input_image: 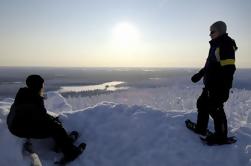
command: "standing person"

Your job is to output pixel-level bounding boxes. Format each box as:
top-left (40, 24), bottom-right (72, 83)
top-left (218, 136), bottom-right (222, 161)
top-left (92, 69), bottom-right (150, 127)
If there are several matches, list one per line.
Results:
top-left (7, 75), bottom-right (86, 163)
top-left (187, 21), bottom-right (237, 144)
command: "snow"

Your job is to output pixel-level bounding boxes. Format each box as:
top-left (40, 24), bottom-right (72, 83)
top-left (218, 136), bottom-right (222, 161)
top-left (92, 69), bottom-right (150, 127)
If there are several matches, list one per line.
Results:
top-left (45, 91), bottom-right (72, 113)
top-left (1, 85), bottom-right (251, 165)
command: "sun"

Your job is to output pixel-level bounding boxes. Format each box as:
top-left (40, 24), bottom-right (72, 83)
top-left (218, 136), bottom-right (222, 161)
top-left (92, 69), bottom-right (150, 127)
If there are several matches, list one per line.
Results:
top-left (111, 22), bottom-right (140, 47)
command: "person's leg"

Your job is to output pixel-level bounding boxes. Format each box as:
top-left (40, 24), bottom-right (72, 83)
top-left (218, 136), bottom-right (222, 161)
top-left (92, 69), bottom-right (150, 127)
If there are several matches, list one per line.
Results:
top-left (10, 117), bottom-right (83, 161)
top-left (196, 89), bottom-right (210, 135)
top-left (31, 119), bottom-right (83, 160)
top-left (46, 120), bottom-right (78, 155)
top-left (210, 103), bottom-right (228, 139)
top-left (48, 120), bottom-right (86, 163)
top-left (21, 118), bottom-right (77, 154)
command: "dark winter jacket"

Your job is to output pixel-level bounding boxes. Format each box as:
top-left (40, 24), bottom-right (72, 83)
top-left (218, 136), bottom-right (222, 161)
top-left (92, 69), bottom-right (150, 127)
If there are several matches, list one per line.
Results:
top-left (196, 34), bottom-right (237, 101)
top-left (7, 87), bottom-right (53, 137)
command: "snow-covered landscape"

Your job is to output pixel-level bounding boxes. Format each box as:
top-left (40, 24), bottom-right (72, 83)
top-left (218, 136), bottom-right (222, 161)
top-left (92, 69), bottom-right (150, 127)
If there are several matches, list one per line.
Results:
top-left (1, 0), bottom-right (250, 165)
top-left (1, 72), bottom-right (251, 166)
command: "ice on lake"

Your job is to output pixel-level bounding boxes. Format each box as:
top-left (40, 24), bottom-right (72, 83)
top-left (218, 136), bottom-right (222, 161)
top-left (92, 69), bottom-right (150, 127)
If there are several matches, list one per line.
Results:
top-left (59, 81), bottom-right (128, 93)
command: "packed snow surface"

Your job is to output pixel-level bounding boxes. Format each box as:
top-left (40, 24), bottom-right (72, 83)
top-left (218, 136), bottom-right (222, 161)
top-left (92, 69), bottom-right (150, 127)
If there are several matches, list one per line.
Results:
top-left (1, 86), bottom-right (251, 166)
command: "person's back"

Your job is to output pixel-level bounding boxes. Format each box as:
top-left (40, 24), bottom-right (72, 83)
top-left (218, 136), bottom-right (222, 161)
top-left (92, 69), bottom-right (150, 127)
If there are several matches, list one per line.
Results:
top-left (7, 87), bottom-right (47, 137)
top-left (7, 75), bottom-right (47, 138)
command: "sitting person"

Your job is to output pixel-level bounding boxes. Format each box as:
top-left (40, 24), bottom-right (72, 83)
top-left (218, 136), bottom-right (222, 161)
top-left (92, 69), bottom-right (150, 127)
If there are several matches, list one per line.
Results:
top-left (7, 75), bottom-right (86, 163)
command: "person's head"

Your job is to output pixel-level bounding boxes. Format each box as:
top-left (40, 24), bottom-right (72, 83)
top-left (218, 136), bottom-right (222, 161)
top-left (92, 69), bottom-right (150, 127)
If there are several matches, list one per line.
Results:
top-left (210, 21), bottom-right (227, 39)
top-left (26, 75), bottom-right (44, 95)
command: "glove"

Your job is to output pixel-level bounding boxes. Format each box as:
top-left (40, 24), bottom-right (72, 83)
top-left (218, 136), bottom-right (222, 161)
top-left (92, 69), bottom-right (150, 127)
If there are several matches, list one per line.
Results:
top-left (191, 73), bottom-right (203, 83)
top-left (191, 68), bottom-right (204, 83)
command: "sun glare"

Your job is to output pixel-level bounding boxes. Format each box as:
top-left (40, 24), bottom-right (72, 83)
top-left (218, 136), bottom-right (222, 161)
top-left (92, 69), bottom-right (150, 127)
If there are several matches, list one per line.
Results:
top-left (112, 22), bottom-right (140, 47)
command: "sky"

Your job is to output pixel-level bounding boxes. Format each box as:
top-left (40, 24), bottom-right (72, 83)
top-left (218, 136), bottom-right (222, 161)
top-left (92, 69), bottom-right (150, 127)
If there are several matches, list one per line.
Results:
top-left (0, 0), bottom-right (250, 68)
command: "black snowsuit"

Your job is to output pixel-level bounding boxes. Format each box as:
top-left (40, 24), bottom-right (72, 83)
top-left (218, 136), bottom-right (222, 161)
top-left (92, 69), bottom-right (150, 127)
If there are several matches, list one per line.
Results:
top-left (7, 87), bottom-right (77, 157)
top-left (195, 34), bottom-right (237, 139)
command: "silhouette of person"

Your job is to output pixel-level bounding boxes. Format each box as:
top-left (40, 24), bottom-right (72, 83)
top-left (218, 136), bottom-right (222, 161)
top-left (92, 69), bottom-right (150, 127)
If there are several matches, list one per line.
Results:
top-left (191, 21), bottom-right (237, 144)
top-left (7, 75), bottom-right (85, 163)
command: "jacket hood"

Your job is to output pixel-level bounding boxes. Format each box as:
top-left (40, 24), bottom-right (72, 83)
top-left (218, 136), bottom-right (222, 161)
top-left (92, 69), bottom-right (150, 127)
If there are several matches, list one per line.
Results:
top-left (209, 33), bottom-right (238, 50)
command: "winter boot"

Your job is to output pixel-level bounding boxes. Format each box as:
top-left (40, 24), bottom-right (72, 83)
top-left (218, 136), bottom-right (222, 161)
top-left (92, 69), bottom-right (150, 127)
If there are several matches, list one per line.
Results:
top-left (55, 143), bottom-right (86, 165)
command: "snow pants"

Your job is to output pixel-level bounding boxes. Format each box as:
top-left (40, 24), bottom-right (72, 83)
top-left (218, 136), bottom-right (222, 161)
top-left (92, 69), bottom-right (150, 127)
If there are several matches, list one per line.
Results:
top-left (9, 117), bottom-right (76, 157)
top-left (196, 88), bottom-right (228, 139)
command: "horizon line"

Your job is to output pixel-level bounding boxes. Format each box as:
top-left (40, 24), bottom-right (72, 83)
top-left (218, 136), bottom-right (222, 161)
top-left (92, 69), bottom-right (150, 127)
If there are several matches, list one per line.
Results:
top-left (0, 65), bottom-right (250, 69)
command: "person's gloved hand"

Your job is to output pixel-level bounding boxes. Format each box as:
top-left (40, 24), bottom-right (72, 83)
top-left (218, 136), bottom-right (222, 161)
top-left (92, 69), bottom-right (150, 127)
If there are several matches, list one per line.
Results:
top-left (191, 68), bottom-right (205, 83)
top-left (191, 73), bottom-right (203, 83)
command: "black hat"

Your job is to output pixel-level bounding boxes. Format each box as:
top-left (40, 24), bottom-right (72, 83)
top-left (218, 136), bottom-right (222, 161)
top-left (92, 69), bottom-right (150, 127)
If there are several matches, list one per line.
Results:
top-left (210, 21), bottom-right (227, 35)
top-left (26, 75), bottom-right (44, 91)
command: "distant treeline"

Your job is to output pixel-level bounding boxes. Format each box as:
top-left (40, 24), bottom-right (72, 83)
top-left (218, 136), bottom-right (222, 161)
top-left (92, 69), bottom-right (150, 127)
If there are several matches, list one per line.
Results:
top-left (61, 89), bottom-right (116, 98)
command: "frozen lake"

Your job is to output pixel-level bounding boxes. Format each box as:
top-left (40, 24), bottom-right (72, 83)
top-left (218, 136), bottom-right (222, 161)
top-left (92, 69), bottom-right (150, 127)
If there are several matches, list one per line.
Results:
top-left (0, 67), bottom-right (250, 99)
top-left (59, 81), bottom-right (128, 93)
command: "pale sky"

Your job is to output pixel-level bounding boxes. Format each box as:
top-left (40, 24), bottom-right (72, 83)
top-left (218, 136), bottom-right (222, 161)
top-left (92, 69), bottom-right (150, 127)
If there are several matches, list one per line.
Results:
top-left (0, 0), bottom-right (250, 68)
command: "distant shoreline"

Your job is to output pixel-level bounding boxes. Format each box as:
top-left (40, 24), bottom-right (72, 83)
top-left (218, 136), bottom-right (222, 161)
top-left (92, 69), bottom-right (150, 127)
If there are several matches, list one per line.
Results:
top-left (0, 67), bottom-right (251, 99)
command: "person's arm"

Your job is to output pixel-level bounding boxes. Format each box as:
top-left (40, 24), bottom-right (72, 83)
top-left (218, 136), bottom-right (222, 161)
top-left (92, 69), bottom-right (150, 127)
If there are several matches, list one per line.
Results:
top-left (37, 96), bottom-right (62, 125)
top-left (219, 41), bottom-right (237, 89)
top-left (191, 68), bottom-right (205, 83)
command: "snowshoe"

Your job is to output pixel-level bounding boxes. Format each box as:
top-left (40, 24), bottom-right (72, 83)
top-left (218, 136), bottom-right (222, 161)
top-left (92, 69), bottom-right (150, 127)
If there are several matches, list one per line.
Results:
top-left (54, 143), bottom-right (86, 165)
top-left (200, 134), bottom-right (237, 146)
top-left (185, 119), bottom-right (213, 136)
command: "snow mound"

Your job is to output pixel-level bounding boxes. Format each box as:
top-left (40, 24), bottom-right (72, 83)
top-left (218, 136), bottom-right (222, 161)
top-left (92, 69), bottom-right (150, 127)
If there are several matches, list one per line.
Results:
top-left (0, 100), bottom-right (12, 121)
top-left (1, 93), bottom-right (251, 166)
top-left (45, 91), bottom-right (72, 113)
top-left (60, 103), bottom-right (251, 166)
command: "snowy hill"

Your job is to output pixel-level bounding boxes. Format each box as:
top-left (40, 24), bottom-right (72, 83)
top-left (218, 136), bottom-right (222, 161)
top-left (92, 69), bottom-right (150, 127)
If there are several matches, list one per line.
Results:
top-left (1, 89), bottom-right (251, 166)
